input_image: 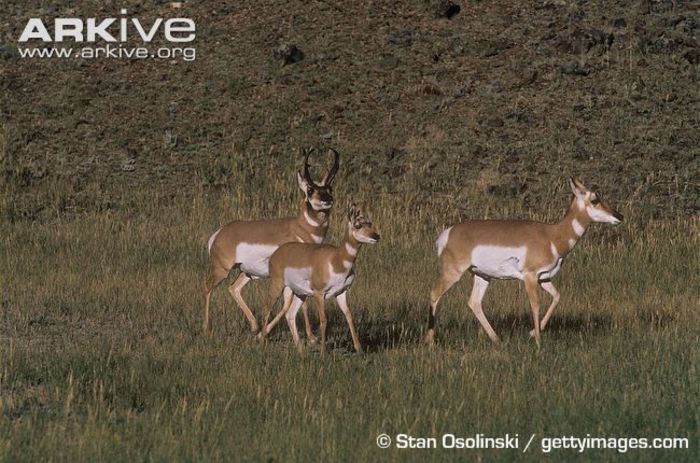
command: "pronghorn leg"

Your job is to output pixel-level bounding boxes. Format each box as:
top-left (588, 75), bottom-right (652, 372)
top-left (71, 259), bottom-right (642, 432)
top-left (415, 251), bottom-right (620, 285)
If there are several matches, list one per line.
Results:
top-left (336, 292), bottom-right (362, 353)
top-left (524, 273), bottom-right (541, 348)
top-left (426, 266), bottom-right (463, 344)
top-left (203, 263), bottom-right (229, 333)
top-left (300, 300), bottom-right (317, 344)
top-left (285, 295), bottom-right (306, 352)
top-left (262, 287), bottom-right (294, 337)
top-left (467, 275), bottom-right (500, 343)
top-left (530, 281), bottom-right (560, 336)
top-left (314, 292), bottom-right (328, 353)
top-left (258, 278), bottom-right (285, 341)
top-left (227, 273), bottom-right (259, 333)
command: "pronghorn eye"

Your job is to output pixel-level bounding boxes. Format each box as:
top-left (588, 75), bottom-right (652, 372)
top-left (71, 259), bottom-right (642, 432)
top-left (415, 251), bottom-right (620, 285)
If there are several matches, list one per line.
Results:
top-left (591, 196), bottom-right (600, 205)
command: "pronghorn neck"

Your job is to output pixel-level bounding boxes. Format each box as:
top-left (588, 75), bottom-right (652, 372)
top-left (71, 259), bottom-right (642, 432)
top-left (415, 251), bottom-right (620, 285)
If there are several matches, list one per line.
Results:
top-left (556, 197), bottom-right (593, 254)
top-left (300, 199), bottom-right (329, 227)
top-left (338, 226), bottom-right (361, 268)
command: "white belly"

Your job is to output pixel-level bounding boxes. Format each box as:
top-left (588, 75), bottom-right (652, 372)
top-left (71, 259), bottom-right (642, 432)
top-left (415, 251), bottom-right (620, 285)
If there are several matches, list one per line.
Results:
top-left (284, 267), bottom-right (314, 296)
top-left (325, 267), bottom-right (354, 298)
top-left (470, 245), bottom-right (527, 280)
top-left (236, 243), bottom-right (278, 279)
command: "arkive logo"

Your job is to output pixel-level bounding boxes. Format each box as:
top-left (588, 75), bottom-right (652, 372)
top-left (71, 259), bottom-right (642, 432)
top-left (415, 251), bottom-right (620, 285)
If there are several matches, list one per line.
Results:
top-left (19, 8), bottom-right (195, 43)
top-left (17, 8), bottom-right (196, 61)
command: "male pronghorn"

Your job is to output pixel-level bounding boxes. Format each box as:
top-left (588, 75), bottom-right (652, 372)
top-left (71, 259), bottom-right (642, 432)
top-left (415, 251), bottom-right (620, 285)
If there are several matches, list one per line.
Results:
top-left (203, 149), bottom-right (339, 335)
top-left (258, 201), bottom-right (380, 353)
top-left (426, 177), bottom-right (623, 347)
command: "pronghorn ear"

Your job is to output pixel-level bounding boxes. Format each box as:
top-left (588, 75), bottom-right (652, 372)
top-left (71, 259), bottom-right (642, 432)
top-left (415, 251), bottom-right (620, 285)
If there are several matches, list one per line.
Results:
top-left (569, 177), bottom-right (587, 197)
top-left (297, 171), bottom-right (310, 192)
top-left (347, 197), bottom-right (357, 220)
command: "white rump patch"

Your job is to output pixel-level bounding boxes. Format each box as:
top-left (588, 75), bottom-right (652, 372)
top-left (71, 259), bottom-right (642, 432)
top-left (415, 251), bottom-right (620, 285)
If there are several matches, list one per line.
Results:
top-left (572, 218), bottom-right (585, 237)
top-left (435, 226), bottom-right (453, 257)
top-left (470, 245), bottom-right (527, 280)
top-left (283, 266), bottom-right (314, 296)
top-left (207, 228), bottom-right (221, 254)
top-left (236, 243), bottom-right (279, 278)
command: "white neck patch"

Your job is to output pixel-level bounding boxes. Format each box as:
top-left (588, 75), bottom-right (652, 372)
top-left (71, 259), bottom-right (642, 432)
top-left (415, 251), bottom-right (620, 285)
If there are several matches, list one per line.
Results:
top-left (345, 243), bottom-right (357, 256)
top-left (568, 238), bottom-right (577, 249)
top-left (304, 210), bottom-right (321, 227)
top-left (572, 218), bottom-right (585, 237)
top-left (342, 259), bottom-right (353, 270)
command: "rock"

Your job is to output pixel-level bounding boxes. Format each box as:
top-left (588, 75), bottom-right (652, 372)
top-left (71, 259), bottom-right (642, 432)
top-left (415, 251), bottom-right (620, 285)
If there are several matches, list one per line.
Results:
top-left (613, 18), bottom-right (627, 28)
top-left (432, 0), bottom-right (460, 19)
top-left (683, 49), bottom-right (700, 65)
top-left (274, 44), bottom-right (304, 65)
top-left (386, 29), bottom-right (416, 47)
top-left (560, 63), bottom-right (590, 76)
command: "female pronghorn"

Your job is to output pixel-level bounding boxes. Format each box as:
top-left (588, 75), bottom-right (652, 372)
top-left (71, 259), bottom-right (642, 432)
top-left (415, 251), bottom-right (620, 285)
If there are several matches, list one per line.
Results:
top-left (426, 177), bottom-right (623, 347)
top-left (203, 149), bottom-right (339, 334)
top-left (258, 201), bottom-right (380, 353)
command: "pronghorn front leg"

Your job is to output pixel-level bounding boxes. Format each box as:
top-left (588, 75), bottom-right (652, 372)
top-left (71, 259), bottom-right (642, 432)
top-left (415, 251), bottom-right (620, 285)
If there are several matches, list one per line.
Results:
top-left (300, 300), bottom-right (318, 344)
top-left (530, 281), bottom-right (560, 337)
top-left (524, 273), bottom-right (541, 347)
top-left (228, 273), bottom-right (259, 333)
top-left (314, 292), bottom-right (328, 352)
top-left (336, 292), bottom-right (362, 353)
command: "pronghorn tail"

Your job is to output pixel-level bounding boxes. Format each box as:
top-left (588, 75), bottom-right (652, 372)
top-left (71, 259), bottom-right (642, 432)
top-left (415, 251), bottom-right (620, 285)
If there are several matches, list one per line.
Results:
top-left (435, 226), bottom-right (452, 258)
top-left (207, 228), bottom-right (222, 255)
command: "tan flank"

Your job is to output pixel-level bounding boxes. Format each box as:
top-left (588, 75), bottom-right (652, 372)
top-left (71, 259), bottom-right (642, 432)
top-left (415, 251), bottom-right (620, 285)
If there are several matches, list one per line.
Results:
top-left (258, 201), bottom-right (380, 353)
top-left (203, 149), bottom-right (340, 335)
top-left (427, 177), bottom-right (624, 347)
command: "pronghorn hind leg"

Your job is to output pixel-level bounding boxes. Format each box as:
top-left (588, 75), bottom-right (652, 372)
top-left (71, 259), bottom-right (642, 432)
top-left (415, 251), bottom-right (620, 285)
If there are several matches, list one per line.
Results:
top-left (336, 292), bottom-right (362, 353)
top-left (258, 278), bottom-right (285, 341)
top-left (203, 263), bottom-right (229, 333)
top-left (530, 281), bottom-right (560, 336)
top-left (426, 266), bottom-right (463, 345)
top-left (524, 273), bottom-right (541, 348)
top-left (262, 287), bottom-right (294, 337)
top-left (228, 273), bottom-right (259, 333)
top-left (300, 300), bottom-right (317, 344)
top-left (467, 275), bottom-right (500, 343)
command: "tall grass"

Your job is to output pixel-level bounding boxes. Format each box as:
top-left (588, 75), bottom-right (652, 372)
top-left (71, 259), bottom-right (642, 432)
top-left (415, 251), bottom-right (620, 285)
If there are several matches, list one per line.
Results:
top-left (1, 176), bottom-right (698, 461)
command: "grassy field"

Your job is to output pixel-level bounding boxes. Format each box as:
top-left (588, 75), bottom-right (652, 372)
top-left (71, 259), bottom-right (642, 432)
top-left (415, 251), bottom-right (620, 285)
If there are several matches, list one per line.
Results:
top-left (1, 184), bottom-right (698, 461)
top-left (1, 0), bottom-right (699, 461)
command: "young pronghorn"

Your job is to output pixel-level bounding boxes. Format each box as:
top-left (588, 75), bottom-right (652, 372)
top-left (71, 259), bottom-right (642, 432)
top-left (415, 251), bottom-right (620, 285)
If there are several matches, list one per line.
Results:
top-left (258, 201), bottom-right (380, 353)
top-left (203, 148), bottom-right (339, 335)
top-left (426, 177), bottom-right (623, 347)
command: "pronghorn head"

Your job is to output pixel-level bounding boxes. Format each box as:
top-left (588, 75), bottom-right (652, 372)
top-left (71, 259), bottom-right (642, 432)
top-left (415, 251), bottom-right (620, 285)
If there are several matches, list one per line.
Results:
top-left (347, 200), bottom-right (380, 244)
top-left (569, 177), bottom-right (623, 225)
top-left (297, 148), bottom-right (340, 211)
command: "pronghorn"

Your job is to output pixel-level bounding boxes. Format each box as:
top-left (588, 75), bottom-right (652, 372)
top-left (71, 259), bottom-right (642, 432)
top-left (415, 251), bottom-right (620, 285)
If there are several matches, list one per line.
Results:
top-left (203, 148), bottom-right (340, 335)
top-left (426, 177), bottom-right (623, 347)
top-left (258, 201), bottom-right (380, 353)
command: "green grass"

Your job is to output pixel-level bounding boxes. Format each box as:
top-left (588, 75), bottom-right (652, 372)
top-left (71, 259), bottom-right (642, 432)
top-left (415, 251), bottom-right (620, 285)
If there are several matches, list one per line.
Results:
top-left (1, 190), bottom-right (697, 461)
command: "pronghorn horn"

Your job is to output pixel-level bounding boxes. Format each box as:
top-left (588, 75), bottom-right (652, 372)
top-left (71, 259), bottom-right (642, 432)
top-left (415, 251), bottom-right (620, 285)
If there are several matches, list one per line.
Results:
top-left (321, 149), bottom-right (340, 186)
top-left (303, 147), bottom-right (314, 184)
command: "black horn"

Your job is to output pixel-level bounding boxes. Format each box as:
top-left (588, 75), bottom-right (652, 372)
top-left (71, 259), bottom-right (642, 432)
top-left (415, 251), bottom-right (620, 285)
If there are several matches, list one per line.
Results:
top-left (302, 147), bottom-right (314, 184)
top-left (321, 149), bottom-right (340, 186)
